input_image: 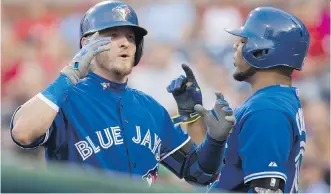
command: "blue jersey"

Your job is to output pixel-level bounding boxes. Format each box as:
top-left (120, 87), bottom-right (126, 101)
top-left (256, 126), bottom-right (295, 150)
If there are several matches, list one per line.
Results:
top-left (211, 85), bottom-right (306, 193)
top-left (11, 73), bottom-right (189, 186)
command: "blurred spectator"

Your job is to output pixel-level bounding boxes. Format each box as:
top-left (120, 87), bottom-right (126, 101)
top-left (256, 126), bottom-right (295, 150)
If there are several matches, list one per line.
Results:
top-left (197, 0), bottom-right (242, 57)
top-left (58, 13), bottom-right (83, 52)
top-left (290, 0), bottom-right (330, 79)
top-left (13, 0), bottom-right (57, 43)
top-left (136, 0), bottom-right (196, 46)
top-left (301, 156), bottom-right (330, 193)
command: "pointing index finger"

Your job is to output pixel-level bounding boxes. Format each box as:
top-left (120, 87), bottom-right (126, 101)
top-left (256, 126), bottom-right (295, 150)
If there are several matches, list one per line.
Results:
top-left (215, 92), bottom-right (224, 100)
top-left (182, 64), bottom-right (196, 83)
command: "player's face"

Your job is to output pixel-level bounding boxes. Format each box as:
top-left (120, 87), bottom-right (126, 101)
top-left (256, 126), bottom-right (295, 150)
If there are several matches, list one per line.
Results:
top-left (232, 37), bottom-right (256, 81)
top-left (95, 27), bottom-right (136, 77)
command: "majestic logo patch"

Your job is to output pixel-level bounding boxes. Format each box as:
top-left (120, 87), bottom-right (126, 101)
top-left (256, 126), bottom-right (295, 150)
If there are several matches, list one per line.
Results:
top-left (142, 165), bottom-right (159, 187)
top-left (268, 162), bottom-right (278, 167)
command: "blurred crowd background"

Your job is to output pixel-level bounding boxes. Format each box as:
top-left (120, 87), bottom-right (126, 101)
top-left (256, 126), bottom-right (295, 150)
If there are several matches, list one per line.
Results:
top-left (1, 0), bottom-right (330, 192)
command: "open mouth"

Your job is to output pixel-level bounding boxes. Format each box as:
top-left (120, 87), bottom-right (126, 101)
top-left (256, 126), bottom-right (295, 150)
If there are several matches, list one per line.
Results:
top-left (120, 54), bottom-right (129, 58)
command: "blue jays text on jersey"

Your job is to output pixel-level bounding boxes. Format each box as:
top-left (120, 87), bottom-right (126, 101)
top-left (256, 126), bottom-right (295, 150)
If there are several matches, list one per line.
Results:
top-left (10, 72), bottom-right (190, 186)
top-left (210, 85), bottom-right (306, 193)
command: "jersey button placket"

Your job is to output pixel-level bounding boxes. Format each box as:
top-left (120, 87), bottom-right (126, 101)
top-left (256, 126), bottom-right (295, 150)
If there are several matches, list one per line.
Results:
top-left (120, 104), bottom-right (125, 130)
top-left (118, 100), bottom-right (133, 176)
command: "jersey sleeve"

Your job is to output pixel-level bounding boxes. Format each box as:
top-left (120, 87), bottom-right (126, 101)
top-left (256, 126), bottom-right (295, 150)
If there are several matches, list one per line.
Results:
top-left (10, 106), bottom-right (66, 150)
top-left (238, 109), bottom-right (292, 184)
top-left (159, 107), bottom-right (190, 162)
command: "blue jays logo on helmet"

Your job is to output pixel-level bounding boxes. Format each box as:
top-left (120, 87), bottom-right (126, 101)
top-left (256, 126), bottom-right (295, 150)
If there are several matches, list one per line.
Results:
top-left (112, 4), bottom-right (131, 21)
top-left (142, 165), bottom-right (159, 187)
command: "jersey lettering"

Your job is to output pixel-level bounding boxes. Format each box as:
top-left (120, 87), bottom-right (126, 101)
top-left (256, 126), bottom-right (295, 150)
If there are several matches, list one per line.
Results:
top-left (111, 126), bottom-right (123, 145)
top-left (74, 141), bottom-right (93, 161)
top-left (291, 108), bottom-right (306, 193)
top-left (96, 128), bottom-right (114, 149)
top-left (75, 125), bottom-right (162, 161)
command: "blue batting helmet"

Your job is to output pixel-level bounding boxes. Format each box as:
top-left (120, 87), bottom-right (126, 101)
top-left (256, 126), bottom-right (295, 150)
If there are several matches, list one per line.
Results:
top-left (225, 7), bottom-right (310, 71)
top-left (80, 1), bottom-right (148, 66)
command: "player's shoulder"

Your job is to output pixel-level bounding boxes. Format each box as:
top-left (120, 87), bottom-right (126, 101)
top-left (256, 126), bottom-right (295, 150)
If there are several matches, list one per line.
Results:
top-left (57, 78), bottom-right (87, 96)
top-left (128, 88), bottom-right (166, 110)
top-left (57, 78), bottom-right (94, 110)
top-left (65, 77), bottom-right (99, 98)
top-left (237, 85), bottom-right (300, 121)
top-left (129, 88), bottom-right (155, 101)
top-left (72, 78), bottom-right (91, 91)
top-left (247, 85), bottom-right (299, 112)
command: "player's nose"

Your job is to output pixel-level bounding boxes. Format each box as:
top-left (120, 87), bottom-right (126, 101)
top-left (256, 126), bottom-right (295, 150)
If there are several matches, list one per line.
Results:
top-left (233, 41), bottom-right (239, 50)
top-left (118, 35), bottom-right (130, 48)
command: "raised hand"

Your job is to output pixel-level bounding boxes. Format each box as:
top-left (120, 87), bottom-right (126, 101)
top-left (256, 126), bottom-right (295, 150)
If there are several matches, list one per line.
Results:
top-left (194, 92), bottom-right (236, 141)
top-left (167, 64), bottom-right (202, 124)
top-left (61, 32), bottom-right (111, 84)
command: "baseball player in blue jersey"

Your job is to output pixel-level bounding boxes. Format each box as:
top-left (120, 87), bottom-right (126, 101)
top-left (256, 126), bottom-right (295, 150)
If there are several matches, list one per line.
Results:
top-left (200, 7), bottom-right (310, 193)
top-left (10, 1), bottom-right (236, 189)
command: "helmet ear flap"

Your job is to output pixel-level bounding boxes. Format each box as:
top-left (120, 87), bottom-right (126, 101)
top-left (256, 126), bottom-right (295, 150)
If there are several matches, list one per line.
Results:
top-left (134, 36), bottom-right (144, 66)
top-left (252, 49), bottom-right (270, 59)
top-left (242, 38), bottom-right (275, 67)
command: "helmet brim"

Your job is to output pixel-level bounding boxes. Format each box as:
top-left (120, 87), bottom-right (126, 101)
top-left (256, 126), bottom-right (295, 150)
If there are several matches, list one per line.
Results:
top-left (224, 27), bottom-right (247, 38)
top-left (114, 22), bottom-right (148, 37)
top-left (82, 21), bottom-right (148, 38)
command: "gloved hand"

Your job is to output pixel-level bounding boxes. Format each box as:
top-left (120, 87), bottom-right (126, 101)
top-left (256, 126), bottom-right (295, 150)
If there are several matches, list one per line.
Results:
top-left (167, 64), bottom-right (202, 124)
top-left (194, 92), bottom-right (236, 141)
top-left (60, 32), bottom-right (111, 84)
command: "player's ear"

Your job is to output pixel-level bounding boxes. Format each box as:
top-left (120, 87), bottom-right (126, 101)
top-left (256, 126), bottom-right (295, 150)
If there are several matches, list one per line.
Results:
top-left (81, 37), bottom-right (88, 47)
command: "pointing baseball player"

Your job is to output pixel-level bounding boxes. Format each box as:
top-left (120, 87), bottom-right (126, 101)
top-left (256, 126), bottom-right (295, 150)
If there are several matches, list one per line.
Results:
top-left (10, 1), bottom-right (235, 188)
top-left (200, 7), bottom-right (309, 193)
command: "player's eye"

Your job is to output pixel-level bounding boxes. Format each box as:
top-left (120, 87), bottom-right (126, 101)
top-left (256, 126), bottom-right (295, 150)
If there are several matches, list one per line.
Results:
top-left (127, 34), bottom-right (135, 41)
top-left (111, 33), bottom-right (118, 38)
top-left (241, 39), bottom-right (247, 44)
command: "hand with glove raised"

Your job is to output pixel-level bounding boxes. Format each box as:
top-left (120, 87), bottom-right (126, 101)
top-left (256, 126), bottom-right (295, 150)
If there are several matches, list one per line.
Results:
top-left (41, 31), bottom-right (111, 108)
top-left (167, 64), bottom-right (202, 124)
top-left (61, 32), bottom-right (111, 84)
top-left (194, 92), bottom-right (236, 176)
top-left (194, 92), bottom-right (236, 141)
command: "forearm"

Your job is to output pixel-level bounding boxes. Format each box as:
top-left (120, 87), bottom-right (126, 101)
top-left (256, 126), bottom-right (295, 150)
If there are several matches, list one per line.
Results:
top-left (11, 74), bottom-right (73, 145)
top-left (11, 34), bottom-right (110, 146)
top-left (12, 96), bottom-right (58, 145)
top-left (161, 138), bottom-right (222, 186)
top-left (196, 134), bottom-right (226, 173)
top-left (186, 118), bottom-right (207, 145)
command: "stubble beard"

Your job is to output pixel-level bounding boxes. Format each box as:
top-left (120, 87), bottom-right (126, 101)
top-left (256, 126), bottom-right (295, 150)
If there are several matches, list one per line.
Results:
top-left (96, 54), bottom-right (134, 78)
top-left (112, 64), bottom-right (133, 77)
top-left (233, 67), bottom-right (257, 81)
top-left (108, 58), bottom-right (135, 80)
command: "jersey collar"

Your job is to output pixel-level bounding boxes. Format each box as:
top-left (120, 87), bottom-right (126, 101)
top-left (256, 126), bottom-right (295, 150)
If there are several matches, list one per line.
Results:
top-left (253, 84), bottom-right (297, 95)
top-left (87, 72), bottom-right (128, 91)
